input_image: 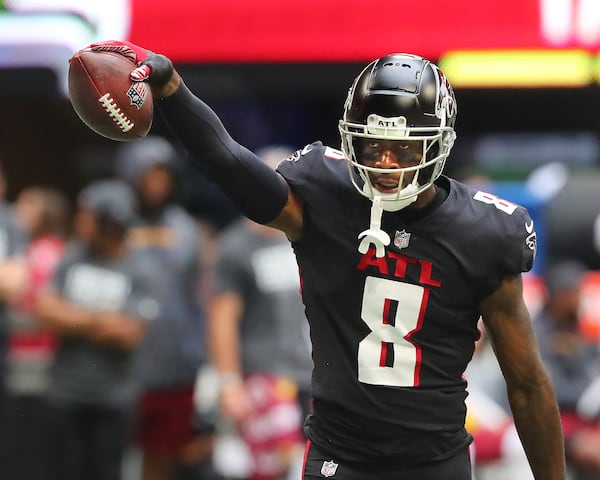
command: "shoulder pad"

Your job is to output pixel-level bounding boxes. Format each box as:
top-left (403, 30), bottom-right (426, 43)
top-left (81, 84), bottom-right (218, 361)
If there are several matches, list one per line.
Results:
top-left (471, 189), bottom-right (536, 273)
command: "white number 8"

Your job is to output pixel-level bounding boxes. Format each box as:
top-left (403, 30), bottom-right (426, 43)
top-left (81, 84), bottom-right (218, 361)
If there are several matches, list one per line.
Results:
top-left (358, 276), bottom-right (426, 387)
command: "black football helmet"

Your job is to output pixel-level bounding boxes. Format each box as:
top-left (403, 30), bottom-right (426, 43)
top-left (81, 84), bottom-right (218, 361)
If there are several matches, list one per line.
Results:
top-left (339, 53), bottom-right (457, 209)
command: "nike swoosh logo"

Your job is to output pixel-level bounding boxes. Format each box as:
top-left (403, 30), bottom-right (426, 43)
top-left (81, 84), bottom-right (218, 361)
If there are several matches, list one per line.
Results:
top-left (525, 220), bottom-right (534, 234)
top-left (301, 144), bottom-right (313, 155)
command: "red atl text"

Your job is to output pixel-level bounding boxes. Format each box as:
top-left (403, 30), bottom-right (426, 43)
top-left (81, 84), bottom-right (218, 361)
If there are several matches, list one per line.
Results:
top-left (356, 247), bottom-right (442, 287)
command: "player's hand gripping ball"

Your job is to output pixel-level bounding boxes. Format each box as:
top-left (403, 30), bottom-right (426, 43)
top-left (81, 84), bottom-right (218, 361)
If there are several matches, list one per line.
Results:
top-left (68, 47), bottom-right (153, 141)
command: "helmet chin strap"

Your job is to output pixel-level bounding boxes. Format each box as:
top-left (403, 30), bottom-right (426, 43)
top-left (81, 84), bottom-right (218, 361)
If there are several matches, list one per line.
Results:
top-left (378, 184), bottom-right (419, 212)
top-left (358, 184), bottom-right (419, 258)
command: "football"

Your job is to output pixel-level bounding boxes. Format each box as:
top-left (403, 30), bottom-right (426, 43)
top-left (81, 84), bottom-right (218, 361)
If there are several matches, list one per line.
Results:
top-left (68, 49), bottom-right (153, 141)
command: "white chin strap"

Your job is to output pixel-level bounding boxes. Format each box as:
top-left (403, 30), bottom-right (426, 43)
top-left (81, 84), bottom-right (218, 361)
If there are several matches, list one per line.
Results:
top-left (377, 184), bottom-right (420, 212)
top-left (358, 185), bottom-right (419, 258)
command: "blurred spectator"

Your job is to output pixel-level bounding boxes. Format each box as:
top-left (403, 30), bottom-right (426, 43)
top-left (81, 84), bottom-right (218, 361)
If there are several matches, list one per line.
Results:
top-left (8, 186), bottom-right (70, 389)
top-left (35, 180), bottom-right (160, 480)
top-left (2, 186), bottom-right (69, 480)
top-left (116, 136), bottom-right (217, 480)
top-left (0, 165), bottom-right (28, 361)
top-left (208, 146), bottom-right (313, 480)
top-left (0, 163), bottom-right (27, 477)
top-left (533, 259), bottom-right (600, 479)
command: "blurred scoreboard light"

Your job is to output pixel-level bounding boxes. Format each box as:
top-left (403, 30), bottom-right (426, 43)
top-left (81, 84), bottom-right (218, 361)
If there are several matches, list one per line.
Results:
top-left (3, 0), bottom-right (600, 92)
top-left (438, 49), bottom-right (595, 88)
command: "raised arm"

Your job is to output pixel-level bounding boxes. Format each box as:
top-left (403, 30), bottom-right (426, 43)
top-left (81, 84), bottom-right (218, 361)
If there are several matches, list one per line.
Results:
top-left (480, 274), bottom-right (566, 479)
top-left (88, 41), bottom-right (303, 239)
top-left (154, 79), bottom-right (304, 240)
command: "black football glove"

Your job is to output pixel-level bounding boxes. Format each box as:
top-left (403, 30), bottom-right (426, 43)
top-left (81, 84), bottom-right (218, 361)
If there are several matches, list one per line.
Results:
top-left (89, 40), bottom-right (174, 88)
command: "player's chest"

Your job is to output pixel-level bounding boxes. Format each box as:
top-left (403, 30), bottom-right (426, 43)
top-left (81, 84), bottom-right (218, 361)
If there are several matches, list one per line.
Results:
top-left (305, 207), bottom-right (472, 302)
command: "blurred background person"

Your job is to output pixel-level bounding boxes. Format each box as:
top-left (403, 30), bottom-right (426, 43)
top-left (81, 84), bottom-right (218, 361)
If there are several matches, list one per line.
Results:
top-left (533, 259), bottom-right (600, 479)
top-left (35, 180), bottom-right (160, 480)
top-left (116, 136), bottom-right (218, 480)
top-left (0, 165), bottom-right (28, 381)
top-left (208, 146), bottom-right (313, 480)
top-left (2, 186), bottom-right (70, 480)
top-left (0, 162), bottom-right (27, 477)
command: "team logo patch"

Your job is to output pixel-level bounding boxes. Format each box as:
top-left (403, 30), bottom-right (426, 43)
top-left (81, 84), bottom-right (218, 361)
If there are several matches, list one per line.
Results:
top-left (393, 229), bottom-right (411, 249)
top-left (433, 65), bottom-right (457, 120)
top-left (320, 460), bottom-right (338, 477)
top-left (126, 82), bottom-right (149, 109)
top-left (526, 231), bottom-right (537, 256)
top-left (285, 151), bottom-right (299, 162)
top-left (285, 144), bottom-right (314, 162)
top-left (524, 220), bottom-right (537, 258)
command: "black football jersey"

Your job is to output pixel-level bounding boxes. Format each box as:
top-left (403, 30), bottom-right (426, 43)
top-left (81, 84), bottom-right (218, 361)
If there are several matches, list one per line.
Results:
top-left (276, 142), bottom-right (536, 463)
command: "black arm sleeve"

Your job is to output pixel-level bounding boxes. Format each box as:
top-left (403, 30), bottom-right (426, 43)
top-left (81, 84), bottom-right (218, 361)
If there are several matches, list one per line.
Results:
top-left (156, 81), bottom-right (289, 224)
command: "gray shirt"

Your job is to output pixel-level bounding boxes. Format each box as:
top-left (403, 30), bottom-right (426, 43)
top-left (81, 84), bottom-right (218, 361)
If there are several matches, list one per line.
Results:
top-left (214, 220), bottom-right (312, 391)
top-left (534, 310), bottom-right (600, 411)
top-left (48, 244), bottom-right (159, 408)
top-left (129, 205), bottom-right (205, 389)
top-left (0, 203), bottom-right (27, 339)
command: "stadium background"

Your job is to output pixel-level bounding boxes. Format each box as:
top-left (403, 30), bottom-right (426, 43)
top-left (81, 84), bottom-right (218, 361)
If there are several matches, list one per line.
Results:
top-left (2, 0), bottom-right (600, 478)
top-left (2, 0), bottom-right (600, 273)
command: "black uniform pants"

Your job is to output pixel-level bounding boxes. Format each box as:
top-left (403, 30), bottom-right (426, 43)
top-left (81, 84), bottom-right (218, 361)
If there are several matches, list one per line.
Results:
top-left (303, 439), bottom-right (472, 480)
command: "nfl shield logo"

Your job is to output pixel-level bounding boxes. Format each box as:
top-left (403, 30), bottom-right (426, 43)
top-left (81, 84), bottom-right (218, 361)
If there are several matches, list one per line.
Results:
top-left (127, 82), bottom-right (149, 109)
top-left (393, 229), bottom-right (411, 249)
top-left (320, 460), bottom-right (338, 477)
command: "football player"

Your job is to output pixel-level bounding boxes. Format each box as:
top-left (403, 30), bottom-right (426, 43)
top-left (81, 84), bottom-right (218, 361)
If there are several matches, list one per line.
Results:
top-left (85, 41), bottom-right (566, 479)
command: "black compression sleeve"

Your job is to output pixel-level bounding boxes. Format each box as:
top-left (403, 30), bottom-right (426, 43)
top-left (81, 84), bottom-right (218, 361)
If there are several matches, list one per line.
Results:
top-left (155, 81), bottom-right (289, 224)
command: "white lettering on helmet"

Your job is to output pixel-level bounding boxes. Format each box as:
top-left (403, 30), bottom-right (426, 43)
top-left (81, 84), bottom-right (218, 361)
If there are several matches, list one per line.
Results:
top-left (366, 115), bottom-right (407, 138)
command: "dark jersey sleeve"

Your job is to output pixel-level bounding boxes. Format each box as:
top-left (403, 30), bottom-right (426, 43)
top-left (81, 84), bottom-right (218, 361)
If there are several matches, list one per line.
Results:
top-left (275, 142), bottom-right (319, 189)
top-left (503, 204), bottom-right (536, 274)
top-left (276, 141), bottom-right (346, 203)
top-left (156, 83), bottom-right (289, 224)
top-left (448, 185), bottom-right (537, 300)
top-left (470, 189), bottom-right (537, 275)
